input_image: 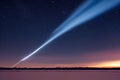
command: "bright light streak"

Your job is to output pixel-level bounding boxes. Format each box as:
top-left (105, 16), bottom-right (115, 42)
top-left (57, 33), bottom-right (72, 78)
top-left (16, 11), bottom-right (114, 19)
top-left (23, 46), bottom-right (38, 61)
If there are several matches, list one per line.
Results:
top-left (13, 0), bottom-right (120, 66)
top-left (12, 60), bottom-right (22, 67)
top-left (21, 38), bottom-right (54, 61)
top-left (51, 0), bottom-right (120, 38)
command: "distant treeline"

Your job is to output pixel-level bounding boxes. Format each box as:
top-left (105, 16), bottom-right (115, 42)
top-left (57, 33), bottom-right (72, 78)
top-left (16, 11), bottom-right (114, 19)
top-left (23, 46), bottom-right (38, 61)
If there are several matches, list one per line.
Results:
top-left (0, 67), bottom-right (120, 70)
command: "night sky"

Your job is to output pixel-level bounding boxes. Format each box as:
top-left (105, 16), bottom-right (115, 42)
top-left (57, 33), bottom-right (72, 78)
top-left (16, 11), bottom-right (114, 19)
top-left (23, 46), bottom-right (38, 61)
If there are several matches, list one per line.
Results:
top-left (0, 0), bottom-right (120, 67)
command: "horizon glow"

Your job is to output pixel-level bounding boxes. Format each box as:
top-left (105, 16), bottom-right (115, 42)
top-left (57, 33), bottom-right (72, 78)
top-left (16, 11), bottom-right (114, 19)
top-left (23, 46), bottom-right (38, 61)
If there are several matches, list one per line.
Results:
top-left (89, 60), bottom-right (120, 68)
top-left (13, 0), bottom-right (120, 67)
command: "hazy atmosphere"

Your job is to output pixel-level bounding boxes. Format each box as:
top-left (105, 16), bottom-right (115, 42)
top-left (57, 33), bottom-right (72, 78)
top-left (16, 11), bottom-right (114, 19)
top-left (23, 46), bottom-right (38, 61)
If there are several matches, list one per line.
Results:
top-left (0, 0), bottom-right (120, 67)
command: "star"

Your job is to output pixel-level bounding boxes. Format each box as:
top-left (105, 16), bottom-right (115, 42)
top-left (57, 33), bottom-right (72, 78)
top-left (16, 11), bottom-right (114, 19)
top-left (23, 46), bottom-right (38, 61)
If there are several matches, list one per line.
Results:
top-left (61, 11), bottom-right (66, 15)
top-left (2, 16), bottom-right (6, 19)
top-left (51, 0), bottom-right (55, 4)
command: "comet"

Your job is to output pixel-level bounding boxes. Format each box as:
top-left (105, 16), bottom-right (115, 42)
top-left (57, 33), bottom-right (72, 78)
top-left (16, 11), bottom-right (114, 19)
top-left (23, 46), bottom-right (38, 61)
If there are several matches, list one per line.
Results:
top-left (12, 0), bottom-right (120, 67)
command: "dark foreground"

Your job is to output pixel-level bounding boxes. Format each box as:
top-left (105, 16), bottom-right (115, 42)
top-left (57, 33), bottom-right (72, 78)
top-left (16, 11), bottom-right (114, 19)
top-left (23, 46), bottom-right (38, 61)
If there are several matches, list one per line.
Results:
top-left (0, 69), bottom-right (120, 80)
top-left (0, 67), bottom-right (120, 70)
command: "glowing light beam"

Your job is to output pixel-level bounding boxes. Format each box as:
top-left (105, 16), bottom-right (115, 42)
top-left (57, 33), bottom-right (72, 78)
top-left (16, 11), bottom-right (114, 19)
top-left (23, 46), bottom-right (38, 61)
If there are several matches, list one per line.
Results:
top-left (13, 0), bottom-right (120, 67)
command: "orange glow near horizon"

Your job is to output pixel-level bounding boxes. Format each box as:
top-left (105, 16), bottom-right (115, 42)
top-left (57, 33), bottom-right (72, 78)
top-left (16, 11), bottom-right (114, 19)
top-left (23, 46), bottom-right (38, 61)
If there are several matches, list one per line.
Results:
top-left (16, 60), bottom-right (120, 68)
top-left (89, 60), bottom-right (120, 68)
